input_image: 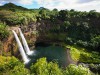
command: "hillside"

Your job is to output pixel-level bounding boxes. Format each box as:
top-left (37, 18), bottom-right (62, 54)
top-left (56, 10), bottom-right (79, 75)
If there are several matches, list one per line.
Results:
top-left (0, 3), bottom-right (28, 11)
top-left (0, 2), bottom-right (100, 52)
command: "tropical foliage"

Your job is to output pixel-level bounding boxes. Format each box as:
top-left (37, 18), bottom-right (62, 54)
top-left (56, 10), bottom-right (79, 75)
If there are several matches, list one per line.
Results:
top-left (0, 3), bottom-right (100, 75)
top-left (67, 45), bottom-right (100, 63)
top-left (0, 56), bottom-right (92, 75)
top-left (0, 23), bottom-right (9, 40)
top-left (0, 56), bottom-right (30, 75)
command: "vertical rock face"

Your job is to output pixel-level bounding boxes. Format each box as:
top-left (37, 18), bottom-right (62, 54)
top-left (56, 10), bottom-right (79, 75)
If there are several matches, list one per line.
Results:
top-left (3, 35), bottom-right (14, 52)
top-left (3, 27), bottom-right (19, 56)
top-left (20, 22), bottom-right (37, 33)
top-left (3, 34), bottom-right (18, 56)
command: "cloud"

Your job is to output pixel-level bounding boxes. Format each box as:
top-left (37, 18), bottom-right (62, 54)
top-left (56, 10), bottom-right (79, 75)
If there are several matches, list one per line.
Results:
top-left (0, 0), bottom-right (100, 12)
top-left (78, 0), bottom-right (94, 3)
top-left (34, 0), bottom-right (78, 9)
top-left (0, 0), bottom-right (34, 5)
top-left (34, 0), bottom-right (77, 6)
top-left (0, 3), bottom-right (3, 6)
top-left (34, 0), bottom-right (100, 12)
top-left (78, 0), bottom-right (99, 4)
top-left (75, 1), bottom-right (100, 11)
top-left (18, 0), bottom-right (33, 5)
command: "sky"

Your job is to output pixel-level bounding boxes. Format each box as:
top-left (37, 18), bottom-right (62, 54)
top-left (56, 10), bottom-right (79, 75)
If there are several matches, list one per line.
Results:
top-left (0, 0), bottom-right (100, 12)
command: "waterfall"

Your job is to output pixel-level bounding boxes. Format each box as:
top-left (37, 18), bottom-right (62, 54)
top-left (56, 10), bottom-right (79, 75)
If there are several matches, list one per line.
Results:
top-left (18, 28), bottom-right (34, 55)
top-left (12, 30), bottom-right (30, 64)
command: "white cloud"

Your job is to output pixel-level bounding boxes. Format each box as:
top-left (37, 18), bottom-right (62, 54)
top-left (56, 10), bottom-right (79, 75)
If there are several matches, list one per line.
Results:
top-left (0, 0), bottom-right (34, 5)
top-left (0, 0), bottom-right (100, 12)
top-left (0, 3), bottom-right (3, 6)
top-left (34, 0), bottom-right (100, 12)
top-left (74, 1), bottom-right (100, 12)
top-left (78, 0), bottom-right (94, 3)
top-left (18, 0), bottom-right (33, 5)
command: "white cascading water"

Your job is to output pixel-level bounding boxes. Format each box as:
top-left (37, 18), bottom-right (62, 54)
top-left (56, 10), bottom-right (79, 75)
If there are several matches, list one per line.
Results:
top-left (12, 30), bottom-right (30, 64)
top-left (18, 28), bottom-right (34, 55)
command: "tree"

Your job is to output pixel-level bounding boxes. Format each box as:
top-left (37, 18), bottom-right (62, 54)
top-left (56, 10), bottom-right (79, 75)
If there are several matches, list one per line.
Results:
top-left (30, 57), bottom-right (63, 75)
top-left (0, 23), bottom-right (9, 40)
top-left (88, 10), bottom-right (99, 18)
top-left (58, 10), bottom-right (69, 21)
top-left (64, 64), bottom-right (92, 75)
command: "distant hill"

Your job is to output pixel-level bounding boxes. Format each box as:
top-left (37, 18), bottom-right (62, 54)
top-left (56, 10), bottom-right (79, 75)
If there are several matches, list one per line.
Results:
top-left (0, 3), bottom-right (28, 11)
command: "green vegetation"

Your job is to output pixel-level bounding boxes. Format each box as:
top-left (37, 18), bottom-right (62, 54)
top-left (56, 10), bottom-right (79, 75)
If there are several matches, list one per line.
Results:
top-left (0, 56), bottom-right (30, 75)
top-left (30, 57), bottom-right (63, 75)
top-left (30, 57), bottom-right (92, 75)
top-left (0, 23), bottom-right (9, 40)
top-left (0, 4), bottom-right (100, 53)
top-left (0, 3), bottom-right (100, 75)
top-left (67, 45), bottom-right (100, 63)
top-left (0, 10), bottom-right (37, 25)
top-left (0, 3), bottom-right (28, 11)
top-left (0, 56), bottom-right (92, 75)
top-left (64, 64), bottom-right (91, 75)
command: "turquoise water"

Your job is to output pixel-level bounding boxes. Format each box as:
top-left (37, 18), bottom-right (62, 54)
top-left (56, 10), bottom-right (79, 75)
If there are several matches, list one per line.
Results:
top-left (26, 46), bottom-right (67, 67)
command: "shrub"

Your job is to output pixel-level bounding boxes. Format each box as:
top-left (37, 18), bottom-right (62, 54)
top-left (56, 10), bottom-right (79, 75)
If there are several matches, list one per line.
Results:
top-left (0, 56), bottom-right (20, 72)
top-left (0, 56), bottom-right (30, 75)
top-left (64, 64), bottom-right (92, 75)
top-left (89, 64), bottom-right (100, 74)
top-left (77, 40), bottom-right (88, 47)
top-left (91, 35), bottom-right (100, 51)
top-left (9, 64), bottom-right (30, 75)
top-left (0, 56), bottom-right (93, 75)
top-left (30, 57), bottom-right (63, 75)
top-left (66, 37), bottom-right (73, 45)
top-left (0, 23), bottom-right (9, 40)
top-left (67, 45), bottom-right (100, 63)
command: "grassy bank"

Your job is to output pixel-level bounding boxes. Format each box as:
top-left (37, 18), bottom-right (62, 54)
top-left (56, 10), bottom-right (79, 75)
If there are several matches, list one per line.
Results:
top-left (66, 45), bottom-right (100, 63)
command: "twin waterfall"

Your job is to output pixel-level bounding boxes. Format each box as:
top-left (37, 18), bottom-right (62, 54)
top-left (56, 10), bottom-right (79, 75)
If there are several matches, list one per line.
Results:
top-left (12, 28), bottom-right (34, 64)
top-left (18, 28), bottom-right (34, 55)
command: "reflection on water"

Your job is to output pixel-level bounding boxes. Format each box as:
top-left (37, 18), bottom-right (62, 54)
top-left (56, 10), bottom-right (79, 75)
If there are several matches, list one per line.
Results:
top-left (26, 46), bottom-right (67, 68)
